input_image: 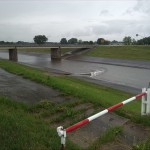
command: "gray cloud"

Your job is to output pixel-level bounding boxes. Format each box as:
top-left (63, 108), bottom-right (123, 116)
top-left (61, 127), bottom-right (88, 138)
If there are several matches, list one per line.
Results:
top-left (0, 23), bottom-right (34, 42)
top-left (99, 10), bottom-right (111, 16)
top-left (125, 0), bottom-right (150, 15)
top-left (0, 0), bottom-right (150, 42)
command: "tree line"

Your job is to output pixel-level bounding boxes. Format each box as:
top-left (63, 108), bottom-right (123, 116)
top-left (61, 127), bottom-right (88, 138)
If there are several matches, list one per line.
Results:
top-left (0, 35), bottom-right (150, 45)
top-left (33, 35), bottom-right (111, 45)
top-left (123, 36), bottom-right (150, 45)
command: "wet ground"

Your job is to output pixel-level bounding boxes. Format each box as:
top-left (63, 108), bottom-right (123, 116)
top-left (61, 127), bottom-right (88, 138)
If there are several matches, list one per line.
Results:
top-left (0, 65), bottom-right (73, 105)
top-left (0, 68), bottom-right (74, 104)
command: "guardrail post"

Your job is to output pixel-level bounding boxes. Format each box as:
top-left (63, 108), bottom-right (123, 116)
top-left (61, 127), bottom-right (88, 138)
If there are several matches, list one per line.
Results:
top-left (141, 88), bottom-right (150, 115)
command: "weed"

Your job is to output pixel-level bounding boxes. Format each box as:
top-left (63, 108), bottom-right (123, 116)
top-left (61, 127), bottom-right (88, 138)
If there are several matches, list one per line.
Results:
top-left (0, 96), bottom-right (81, 150)
top-left (132, 139), bottom-right (150, 150)
top-left (88, 126), bottom-right (123, 150)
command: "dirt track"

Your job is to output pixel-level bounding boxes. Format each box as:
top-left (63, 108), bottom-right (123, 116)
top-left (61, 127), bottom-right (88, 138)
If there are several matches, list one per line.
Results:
top-left (0, 68), bottom-right (72, 104)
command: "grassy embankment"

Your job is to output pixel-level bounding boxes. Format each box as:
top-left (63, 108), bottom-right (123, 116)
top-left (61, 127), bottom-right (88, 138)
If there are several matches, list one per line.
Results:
top-left (0, 96), bottom-right (81, 150)
top-left (0, 96), bottom-right (149, 150)
top-left (0, 47), bottom-right (76, 54)
top-left (0, 60), bottom-right (150, 149)
top-left (85, 46), bottom-right (150, 61)
top-left (0, 59), bottom-right (150, 126)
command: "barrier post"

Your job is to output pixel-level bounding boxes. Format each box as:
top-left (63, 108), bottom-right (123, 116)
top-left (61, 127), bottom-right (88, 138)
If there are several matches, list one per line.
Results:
top-left (57, 126), bottom-right (66, 150)
top-left (141, 88), bottom-right (150, 115)
top-left (57, 90), bottom-right (147, 148)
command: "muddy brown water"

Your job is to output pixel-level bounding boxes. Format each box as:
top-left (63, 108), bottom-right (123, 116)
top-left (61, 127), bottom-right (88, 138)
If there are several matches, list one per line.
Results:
top-left (0, 51), bottom-right (150, 93)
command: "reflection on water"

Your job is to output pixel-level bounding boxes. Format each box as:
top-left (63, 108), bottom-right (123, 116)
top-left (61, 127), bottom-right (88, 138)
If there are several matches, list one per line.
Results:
top-left (0, 51), bottom-right (9, 59)
top-left (0, 51), bottom-right (150, 89)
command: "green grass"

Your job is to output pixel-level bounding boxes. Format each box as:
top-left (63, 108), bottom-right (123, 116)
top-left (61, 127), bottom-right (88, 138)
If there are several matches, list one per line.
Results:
top-left (85, 46), bottom-right (150, 61)
top-left (0, 96), bottom-right (81, 150)
top-left (0, 60), bottom-right (150, 126)
top-left (88, 126), bottom-right (123, 150)
top-left (133, 139), bottom-right (150, 150)
top-left (29, 100), bottom-right (86, 124)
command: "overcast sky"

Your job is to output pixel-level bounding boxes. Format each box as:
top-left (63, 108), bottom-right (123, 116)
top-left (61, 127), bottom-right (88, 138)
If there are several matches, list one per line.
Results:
top-left (0, 0), bottom-right (150, 42)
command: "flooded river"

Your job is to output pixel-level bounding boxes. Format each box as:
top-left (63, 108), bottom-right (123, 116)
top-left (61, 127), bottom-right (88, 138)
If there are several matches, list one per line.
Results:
top-left (1, 51), bottom-right (150, 92)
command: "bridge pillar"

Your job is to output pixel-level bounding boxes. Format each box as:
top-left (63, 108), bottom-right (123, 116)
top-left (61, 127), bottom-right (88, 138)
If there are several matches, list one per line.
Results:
top-left (9, 47), bottom-right (18, 62)
top-left (51, 47), bottom-right (61, 61)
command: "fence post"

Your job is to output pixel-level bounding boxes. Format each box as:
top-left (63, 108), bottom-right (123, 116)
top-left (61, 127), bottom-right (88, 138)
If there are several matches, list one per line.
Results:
top-left (141, 88), bottom-right (150, 115)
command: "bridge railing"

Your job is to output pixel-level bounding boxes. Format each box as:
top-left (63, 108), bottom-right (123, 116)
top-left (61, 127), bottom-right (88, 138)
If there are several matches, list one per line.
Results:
top-left (0, 43), bottom-right (95, 48)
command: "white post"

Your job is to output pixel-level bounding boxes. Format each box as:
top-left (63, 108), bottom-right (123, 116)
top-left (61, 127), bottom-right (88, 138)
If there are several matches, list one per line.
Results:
top-left (141, 88), bottom-right (150, 115)
top-left (57, 126), bottom-right (66, 150)
top-left (146, 88), bottom-right (150, 115)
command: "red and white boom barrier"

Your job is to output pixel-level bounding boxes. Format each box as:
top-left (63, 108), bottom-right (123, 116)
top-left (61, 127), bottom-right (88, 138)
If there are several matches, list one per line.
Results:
top-left (57, 88), bottom-right (150, 149)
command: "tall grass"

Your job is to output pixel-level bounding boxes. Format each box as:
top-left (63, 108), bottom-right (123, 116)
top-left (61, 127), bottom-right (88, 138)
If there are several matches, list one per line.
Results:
top-left (133, 139), bottom-right (150, 150)
top-left (0, 96), bottom-right (81, 150)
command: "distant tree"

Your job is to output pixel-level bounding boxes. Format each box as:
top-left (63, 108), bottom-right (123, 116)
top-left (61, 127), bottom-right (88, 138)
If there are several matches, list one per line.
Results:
top-left (97, 38), bottom-right (110, 45)
top-left (17, 41), bottom-right (25, 44)
top-left (97, 38), bottom-right (105, 45)
top-left (137, 36), bottom-right (150, 45)
top-left (104, 40), bottom-right (110, 45)
top-left (82, 41), bottom-right (89, 44)
top-left (89, 41), bottom-right (94, 44)
top-left (33, 35), bottom-right (48, 44)
top-left (111, 40), bottom-right (118, 45)
top-left (132, 38), bottom-right (137, 45)
top-left (123, 36), bottom-right (132, 45)
top-left (60, 38), bottom-right (67, 44)
top-left (78, 39), bottom-right (83, 44)
top-left (68, 38), bottom-right (78, 44)
top-left (0, 41), bottom-right (5, 44)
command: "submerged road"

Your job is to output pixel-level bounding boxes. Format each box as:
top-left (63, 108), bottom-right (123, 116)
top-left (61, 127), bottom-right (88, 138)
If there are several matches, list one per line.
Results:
top-left (0, 50), bottom-right (150, 94)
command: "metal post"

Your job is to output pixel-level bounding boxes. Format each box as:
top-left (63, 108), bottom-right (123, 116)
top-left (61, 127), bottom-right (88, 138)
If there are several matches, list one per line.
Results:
top-left (57, 126), bottom-right (66, 150)
top-left (141, 88), bottom-right (150, 115)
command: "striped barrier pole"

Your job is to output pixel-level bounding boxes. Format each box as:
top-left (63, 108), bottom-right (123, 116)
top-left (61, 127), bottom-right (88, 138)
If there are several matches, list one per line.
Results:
top-left (57, 90), bottom-right (147, 149)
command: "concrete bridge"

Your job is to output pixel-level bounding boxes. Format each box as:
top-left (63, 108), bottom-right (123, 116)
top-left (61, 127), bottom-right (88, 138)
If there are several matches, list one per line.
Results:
top-left (0, 44), bottom-right (94, 62)
top-left (0, 43), bottom-right (94, 49)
